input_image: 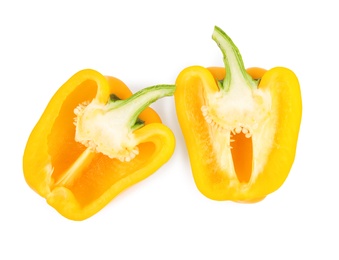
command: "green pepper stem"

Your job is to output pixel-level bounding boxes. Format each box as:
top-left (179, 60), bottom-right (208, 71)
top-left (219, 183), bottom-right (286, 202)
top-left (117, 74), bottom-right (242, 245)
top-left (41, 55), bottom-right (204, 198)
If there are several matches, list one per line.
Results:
top-left (212, 26), bottom-right (257, 91)
top-left (106, 84), bottom-right (176, 130)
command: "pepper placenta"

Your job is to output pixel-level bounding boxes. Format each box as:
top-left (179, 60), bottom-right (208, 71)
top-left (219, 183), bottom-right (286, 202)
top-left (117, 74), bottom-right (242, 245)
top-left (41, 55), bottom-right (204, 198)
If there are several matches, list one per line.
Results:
top-left (23, 69), bottom-right (175, 220)
top-left (174, 26), bottom-right (302, 202)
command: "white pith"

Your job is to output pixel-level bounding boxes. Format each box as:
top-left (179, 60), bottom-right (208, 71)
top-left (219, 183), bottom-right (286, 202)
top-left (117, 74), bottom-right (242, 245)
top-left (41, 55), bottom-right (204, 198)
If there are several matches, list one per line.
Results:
top-left (202, 86), bottom-right (275, 185)
top-left (73, 100), bottom-right (139, 162)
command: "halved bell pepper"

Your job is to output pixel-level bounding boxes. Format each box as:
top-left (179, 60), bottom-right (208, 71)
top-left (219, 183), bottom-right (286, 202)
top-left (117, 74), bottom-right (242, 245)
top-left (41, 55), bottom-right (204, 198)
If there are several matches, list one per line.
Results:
top-left (174, 26), bottom-right (302, 202)
top-left (23, 69), bottom-right (175, 220)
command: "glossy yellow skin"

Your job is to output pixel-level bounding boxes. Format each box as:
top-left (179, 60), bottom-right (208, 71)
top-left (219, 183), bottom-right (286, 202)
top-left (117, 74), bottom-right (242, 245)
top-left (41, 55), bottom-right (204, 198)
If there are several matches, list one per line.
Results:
top-left (23, 69), bottom-right (175, 220)
top-left (175, 66), bottom-right (302, 202)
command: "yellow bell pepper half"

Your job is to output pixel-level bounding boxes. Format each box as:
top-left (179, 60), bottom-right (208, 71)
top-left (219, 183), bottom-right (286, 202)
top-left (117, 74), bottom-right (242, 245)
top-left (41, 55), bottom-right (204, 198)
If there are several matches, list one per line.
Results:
top-left (174, 26), bottom-right (302, 202)
top-left (23, 69), bottom-right (175, 220)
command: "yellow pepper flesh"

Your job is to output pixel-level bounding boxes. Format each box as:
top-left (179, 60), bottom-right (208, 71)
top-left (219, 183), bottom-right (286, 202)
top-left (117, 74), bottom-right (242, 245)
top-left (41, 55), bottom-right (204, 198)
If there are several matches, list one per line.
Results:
top-left (174, 27), bottom-right (302, 202)
top-left (23, 69), bottom-right (175, 220)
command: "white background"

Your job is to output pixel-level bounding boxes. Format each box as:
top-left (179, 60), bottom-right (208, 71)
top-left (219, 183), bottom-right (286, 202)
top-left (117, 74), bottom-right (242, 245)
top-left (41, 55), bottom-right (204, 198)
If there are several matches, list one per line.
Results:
top-left (1, 0), bottom-right (338, 259)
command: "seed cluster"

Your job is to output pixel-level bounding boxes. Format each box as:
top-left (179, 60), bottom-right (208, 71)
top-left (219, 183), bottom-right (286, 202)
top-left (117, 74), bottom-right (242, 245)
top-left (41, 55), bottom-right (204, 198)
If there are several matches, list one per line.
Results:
top-left (73, 101), bottom-right (139, 162)
top-left (201, 105), bottom-right (253, 139)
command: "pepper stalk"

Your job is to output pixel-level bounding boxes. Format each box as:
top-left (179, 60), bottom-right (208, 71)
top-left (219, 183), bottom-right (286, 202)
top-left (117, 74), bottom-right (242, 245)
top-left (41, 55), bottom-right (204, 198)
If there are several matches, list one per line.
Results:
top-left (212, 26), bottom-right (257, 92)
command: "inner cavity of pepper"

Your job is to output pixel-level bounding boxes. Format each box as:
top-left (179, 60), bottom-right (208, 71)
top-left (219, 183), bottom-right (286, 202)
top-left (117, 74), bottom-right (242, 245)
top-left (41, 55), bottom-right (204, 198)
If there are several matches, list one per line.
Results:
top-left (47, 81), bottom-right (159, 204)
top-left (47, 79), bottom-right (140, 194)
top-left (230, 131), bottom-right (253, 183)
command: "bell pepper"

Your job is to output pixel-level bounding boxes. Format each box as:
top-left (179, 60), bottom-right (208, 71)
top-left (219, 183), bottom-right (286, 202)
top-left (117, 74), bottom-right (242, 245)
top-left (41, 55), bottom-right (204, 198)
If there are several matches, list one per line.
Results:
top-left (23, 69), bottom-right (175, 220)
top-left (174, 26), bottom-right (302, 202)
